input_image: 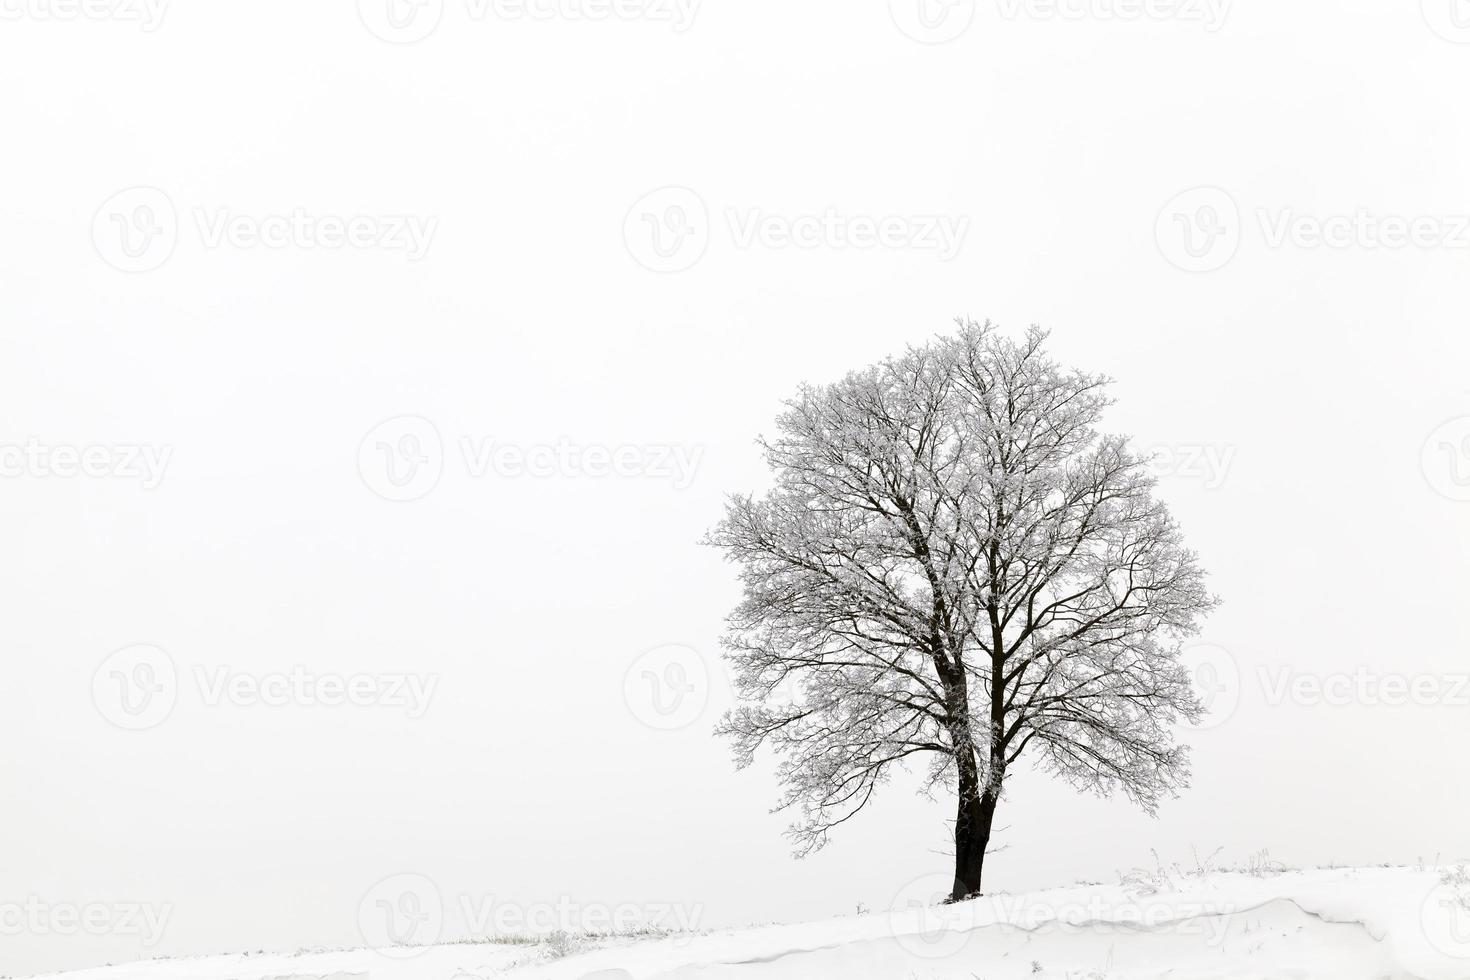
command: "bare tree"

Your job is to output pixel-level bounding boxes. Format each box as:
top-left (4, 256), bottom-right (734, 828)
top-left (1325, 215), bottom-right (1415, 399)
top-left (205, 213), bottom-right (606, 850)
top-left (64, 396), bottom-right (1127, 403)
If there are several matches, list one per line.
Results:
top-left (705, 321), bottom-right (1218, 901)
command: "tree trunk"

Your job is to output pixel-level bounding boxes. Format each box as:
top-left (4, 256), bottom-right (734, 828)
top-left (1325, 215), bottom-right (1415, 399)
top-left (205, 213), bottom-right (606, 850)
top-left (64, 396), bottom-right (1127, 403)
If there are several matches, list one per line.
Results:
top-left (951, 748), bottom-right (999, 901)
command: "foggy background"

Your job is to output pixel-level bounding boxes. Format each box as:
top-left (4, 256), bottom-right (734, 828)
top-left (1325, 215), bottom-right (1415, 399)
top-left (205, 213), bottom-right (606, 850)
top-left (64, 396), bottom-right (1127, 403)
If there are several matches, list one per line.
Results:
top-left (2, 0), bottom-right (1469, 975)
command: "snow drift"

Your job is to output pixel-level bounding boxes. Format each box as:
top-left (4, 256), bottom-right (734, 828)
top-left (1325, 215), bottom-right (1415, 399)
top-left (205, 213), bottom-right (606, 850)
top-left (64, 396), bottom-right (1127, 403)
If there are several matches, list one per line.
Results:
top-left (35, 866), bottom-right (1470, 980)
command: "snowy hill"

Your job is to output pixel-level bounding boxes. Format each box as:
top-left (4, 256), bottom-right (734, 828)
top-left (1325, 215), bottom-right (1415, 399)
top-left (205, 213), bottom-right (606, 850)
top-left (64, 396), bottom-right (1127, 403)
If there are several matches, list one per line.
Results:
top-left (34, 866), bottom-right (1470, 980)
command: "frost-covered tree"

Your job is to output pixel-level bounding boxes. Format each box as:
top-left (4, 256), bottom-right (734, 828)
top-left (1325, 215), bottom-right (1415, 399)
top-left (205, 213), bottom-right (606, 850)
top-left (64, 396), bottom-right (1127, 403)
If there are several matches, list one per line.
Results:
top-left (705, 322), bottom-right (1218, 901)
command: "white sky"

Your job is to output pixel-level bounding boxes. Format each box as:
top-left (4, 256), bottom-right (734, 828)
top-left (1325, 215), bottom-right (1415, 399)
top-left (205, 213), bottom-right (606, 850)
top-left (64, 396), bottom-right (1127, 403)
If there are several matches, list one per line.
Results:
top-left (3, 1), bottom-right (1469, 976)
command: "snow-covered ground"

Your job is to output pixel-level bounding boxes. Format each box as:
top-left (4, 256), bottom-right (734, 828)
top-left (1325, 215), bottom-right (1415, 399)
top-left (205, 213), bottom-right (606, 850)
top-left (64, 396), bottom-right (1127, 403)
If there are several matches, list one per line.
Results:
top-left (34, 866), bottom-right (1470, 980)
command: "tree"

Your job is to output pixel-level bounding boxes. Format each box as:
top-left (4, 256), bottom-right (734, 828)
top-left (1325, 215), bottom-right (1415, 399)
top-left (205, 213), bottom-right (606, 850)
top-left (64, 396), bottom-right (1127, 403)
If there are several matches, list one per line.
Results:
top-left (705, 321), bottom-right (1218, 901)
